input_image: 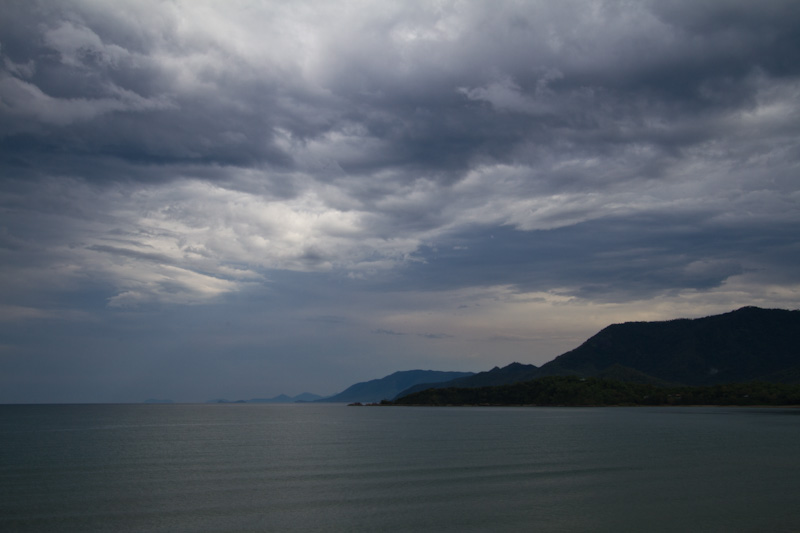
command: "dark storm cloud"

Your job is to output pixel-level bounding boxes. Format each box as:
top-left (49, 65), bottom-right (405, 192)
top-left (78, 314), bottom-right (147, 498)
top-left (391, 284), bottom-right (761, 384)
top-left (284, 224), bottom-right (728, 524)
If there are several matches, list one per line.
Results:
top-left (3, 0), bottom-right (797, 190)
top-left (396, 211), bottom-right (800, 302)
top-left (1, 1), bottom-right (305, 184)
top-left (308, 0), bottom-right (800, 181)
top-left (1, 0), bottom-right (797, 281)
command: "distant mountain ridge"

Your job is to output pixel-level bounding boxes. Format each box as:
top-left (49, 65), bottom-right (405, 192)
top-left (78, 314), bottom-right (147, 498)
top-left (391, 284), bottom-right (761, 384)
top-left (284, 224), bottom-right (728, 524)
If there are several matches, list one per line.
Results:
top-left (207, 393), bottom-right (324, 404)
top-left (397, 362), bottom-right (540, 398)
top-left (318, 370), bottom-right (474, 403)
top-left (248, 392), bottom-right (324, 403)
top-left (395, 307), bottom-right (800, 399)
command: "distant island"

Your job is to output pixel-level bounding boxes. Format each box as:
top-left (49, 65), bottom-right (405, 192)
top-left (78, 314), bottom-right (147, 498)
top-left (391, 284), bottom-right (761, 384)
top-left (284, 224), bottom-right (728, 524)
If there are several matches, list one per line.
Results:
top-left (380, 306), bottom-right (800, 406)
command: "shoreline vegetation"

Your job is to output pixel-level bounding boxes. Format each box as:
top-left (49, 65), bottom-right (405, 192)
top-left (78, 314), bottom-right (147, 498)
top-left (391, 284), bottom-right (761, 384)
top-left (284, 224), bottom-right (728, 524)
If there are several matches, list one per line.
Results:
top-left (369, 377), bottom-right (800, 407)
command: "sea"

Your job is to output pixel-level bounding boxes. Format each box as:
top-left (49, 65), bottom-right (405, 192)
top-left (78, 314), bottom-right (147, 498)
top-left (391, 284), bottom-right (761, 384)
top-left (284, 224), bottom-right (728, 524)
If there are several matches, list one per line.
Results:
top-left (1, 403), bottom-right (799, 532)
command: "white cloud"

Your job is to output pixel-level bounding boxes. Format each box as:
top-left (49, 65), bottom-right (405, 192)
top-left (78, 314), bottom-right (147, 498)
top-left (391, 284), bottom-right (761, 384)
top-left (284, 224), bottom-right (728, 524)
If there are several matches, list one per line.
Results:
top-left (102, 264), bottom-right (239, 308)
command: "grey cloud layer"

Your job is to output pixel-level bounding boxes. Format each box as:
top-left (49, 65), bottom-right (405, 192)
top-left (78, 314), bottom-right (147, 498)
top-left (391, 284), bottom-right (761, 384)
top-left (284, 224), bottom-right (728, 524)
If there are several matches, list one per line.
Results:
top-left (4, 1), bottom-right (798, 172)
top-left (2, 0), bottom-right (799, 309)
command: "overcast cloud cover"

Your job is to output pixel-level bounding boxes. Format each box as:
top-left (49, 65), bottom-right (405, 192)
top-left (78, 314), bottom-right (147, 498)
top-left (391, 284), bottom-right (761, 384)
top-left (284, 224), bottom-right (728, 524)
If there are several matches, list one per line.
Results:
top-left (1, 0), bottom-right (799, 403)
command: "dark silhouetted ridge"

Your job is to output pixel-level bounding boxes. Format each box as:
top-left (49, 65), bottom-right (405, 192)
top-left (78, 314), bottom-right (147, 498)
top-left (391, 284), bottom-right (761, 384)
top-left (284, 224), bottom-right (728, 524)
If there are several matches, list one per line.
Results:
top-left (538, 306), bottom-right (800, 385)
top-left (393, 307), bottom-right (800, 402)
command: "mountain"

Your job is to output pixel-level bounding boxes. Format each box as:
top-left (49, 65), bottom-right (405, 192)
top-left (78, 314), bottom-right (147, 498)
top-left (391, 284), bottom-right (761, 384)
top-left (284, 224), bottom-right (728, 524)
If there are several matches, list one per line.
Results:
top-left (393, 307), bottom-right (800, 400)
top-left (249, 393), bottom-right (324, 403)
top-left (538, 306), bottom-right (800, 385)
top-left (396, 362), bottom-right (540, 398)
top-left (318, 370), bottom-right (474, 403)
top-left (291, 392), bottom-right (325, 402)
top-left (206, 393), bottom-right (324, 403)
top-left (249, 394), bottom-right (295, 403)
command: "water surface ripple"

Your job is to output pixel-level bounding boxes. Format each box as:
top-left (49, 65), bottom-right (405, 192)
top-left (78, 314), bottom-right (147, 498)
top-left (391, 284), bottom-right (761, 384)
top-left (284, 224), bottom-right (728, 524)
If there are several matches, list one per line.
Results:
top-left (2, 404), bottom-right (799, 532)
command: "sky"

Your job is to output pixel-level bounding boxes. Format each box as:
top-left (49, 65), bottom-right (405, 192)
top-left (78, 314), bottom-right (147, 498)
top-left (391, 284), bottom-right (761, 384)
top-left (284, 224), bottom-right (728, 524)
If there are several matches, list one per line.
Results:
top-left (1, 0), bottom-right (799, 403)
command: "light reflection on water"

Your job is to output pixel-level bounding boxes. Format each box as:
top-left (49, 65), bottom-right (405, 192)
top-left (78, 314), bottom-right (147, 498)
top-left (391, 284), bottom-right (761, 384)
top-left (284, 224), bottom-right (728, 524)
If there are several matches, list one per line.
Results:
top-left (1, 404), bottom-right (799, 532)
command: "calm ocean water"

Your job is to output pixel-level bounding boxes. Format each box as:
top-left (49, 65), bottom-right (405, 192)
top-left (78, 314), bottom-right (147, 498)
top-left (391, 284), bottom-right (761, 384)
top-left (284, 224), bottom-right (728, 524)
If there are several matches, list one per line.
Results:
top-left (1, 404), bottom-right (799, 532)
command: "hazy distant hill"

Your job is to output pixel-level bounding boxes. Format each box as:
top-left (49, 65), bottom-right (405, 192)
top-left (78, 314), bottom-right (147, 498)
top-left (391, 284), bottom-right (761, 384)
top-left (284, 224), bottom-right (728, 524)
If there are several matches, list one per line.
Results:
top-left (206, 393), bottom-right (324, 404)
top-left (319, 370), bottom-right (474, 403)
top-left (394, 307), bottom-right (800, 400)
top-left (248, 393), bottom-right (324, 403)
top-left (396, 362), bottom-right (540, 398)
